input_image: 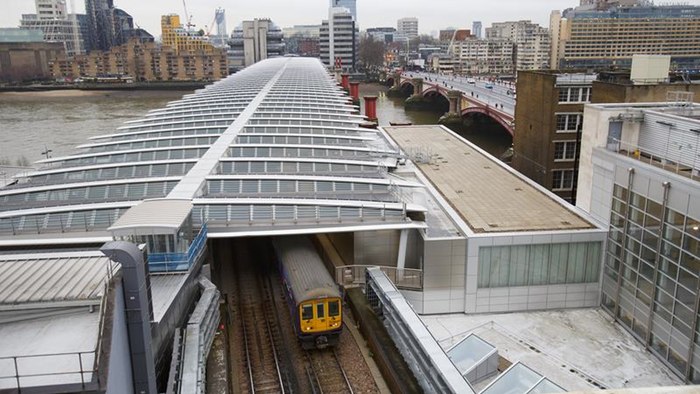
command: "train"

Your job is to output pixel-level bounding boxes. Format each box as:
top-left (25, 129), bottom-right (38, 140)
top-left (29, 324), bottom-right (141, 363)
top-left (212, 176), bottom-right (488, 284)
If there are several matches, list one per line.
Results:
top-left (272, 235), bottom-right (343, 349)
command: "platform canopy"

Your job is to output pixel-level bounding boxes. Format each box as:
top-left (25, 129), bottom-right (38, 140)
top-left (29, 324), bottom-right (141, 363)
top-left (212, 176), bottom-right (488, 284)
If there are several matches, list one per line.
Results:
top-left (108, 198), bottom-right (192, 237)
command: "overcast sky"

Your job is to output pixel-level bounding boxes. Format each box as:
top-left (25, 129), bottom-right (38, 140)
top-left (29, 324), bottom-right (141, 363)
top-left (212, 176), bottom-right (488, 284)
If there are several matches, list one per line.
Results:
top-left (3, 0), bottom-right (700, 39)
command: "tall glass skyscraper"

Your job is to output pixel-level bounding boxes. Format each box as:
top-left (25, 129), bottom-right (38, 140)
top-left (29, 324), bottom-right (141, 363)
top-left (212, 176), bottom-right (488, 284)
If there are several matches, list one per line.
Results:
top-left (330, 0), bottom-right (357, 22)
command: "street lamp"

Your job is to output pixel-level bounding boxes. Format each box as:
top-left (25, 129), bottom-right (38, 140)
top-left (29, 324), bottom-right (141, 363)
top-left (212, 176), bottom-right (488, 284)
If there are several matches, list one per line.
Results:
top-left (41, 146), bottom-right (53, 160)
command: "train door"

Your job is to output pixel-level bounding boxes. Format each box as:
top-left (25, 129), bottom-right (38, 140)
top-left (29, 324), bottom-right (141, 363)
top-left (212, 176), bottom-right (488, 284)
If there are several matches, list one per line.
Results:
top-left (315, 302), bottom-right (327, 330)
top-left (314, 301), bottom-right (340, 331)
top-left (327, 298), bottom-right (341, 330)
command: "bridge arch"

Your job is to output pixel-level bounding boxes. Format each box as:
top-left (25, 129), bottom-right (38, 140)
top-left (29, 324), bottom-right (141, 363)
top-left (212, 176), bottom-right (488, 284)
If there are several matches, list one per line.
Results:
top-left (398, 80), bottom-right (415, 95)
top-left (461, 107), bottom-right (514, 136)
top-left (421, 86), bottom-right (449, 101)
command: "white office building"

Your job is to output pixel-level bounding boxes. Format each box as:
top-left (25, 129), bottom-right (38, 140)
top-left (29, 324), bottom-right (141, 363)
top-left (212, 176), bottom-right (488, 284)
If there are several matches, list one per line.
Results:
top-left (320, 7), bottom-right (356, 71)
top-left (228, 19), bottom-right (285, 72)
top-left (397, 17), bottom-right (419, 40)
top-left (576, 100), bottom-right (700, 383)
top-left (20, 0), bottom-right (83, 56)
top-left (486, 20), bottom-right (550, 71)
top-left (330, 0), bottom-right (357, 24)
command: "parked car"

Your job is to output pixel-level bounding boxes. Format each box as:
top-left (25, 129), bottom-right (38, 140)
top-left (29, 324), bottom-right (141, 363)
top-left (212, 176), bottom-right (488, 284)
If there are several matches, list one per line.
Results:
top-left (485, 83), bottom-right (494, 89)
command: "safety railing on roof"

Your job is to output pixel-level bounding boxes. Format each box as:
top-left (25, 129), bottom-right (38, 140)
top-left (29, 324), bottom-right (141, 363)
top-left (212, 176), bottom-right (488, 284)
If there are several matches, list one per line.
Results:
top-left (168, 278), bottom-right (221, 394)
top-left (0, 351), bottom-right (99, 392)
top-left (606, 138), bottom-right (700, 181)
top-left (194, 204), bottom-right (408, 228)
top-left (336, 265), bottom-right (423, 290)
top-left (364, 267), bottom-right (474, 394)
top-left (148, 224), bottom-right (208, 273)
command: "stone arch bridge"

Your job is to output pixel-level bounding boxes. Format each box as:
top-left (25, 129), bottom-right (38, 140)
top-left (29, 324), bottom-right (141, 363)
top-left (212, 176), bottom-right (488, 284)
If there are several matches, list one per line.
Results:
top-left (386, 73), bottom-right (515, 136)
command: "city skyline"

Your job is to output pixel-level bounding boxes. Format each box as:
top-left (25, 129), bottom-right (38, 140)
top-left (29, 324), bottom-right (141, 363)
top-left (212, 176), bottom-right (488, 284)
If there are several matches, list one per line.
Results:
top-left (9, 0), bottom-right (700, 40)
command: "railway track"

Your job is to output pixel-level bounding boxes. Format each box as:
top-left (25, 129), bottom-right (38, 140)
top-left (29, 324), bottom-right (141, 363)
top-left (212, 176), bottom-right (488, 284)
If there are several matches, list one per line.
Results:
top-left (306, 348), bottom-right (354, 394)
top-left (231, 240), bottom-right (290, 394)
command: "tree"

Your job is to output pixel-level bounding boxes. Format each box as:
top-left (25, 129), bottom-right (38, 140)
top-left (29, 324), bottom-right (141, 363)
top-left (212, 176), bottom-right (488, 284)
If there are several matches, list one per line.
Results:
top-left (358, 36), bottom-right (386, 70)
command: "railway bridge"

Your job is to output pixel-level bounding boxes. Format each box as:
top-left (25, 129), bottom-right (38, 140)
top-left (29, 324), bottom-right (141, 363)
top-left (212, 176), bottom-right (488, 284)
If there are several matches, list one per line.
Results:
top-left (0, 58), bottom-right (607, 394)
top-left (386, 72), bottom-right (516, 135)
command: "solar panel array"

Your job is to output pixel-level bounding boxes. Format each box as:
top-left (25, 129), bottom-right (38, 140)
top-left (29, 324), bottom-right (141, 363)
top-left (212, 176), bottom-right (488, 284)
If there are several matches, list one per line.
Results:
top-left (0, 58), bottom-right (412, 238)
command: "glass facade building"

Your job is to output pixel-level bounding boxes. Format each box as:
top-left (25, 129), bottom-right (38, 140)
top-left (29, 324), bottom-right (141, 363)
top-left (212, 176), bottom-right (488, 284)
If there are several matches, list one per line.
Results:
top-left (602, 181), bottom-right (700, 382)
top-left (577, 102), bottom-right (700, 384)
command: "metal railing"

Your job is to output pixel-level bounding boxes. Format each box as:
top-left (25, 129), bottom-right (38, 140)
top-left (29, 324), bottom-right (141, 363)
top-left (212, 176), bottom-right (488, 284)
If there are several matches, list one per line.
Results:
top-left (0, 351), bottom-right (98, 391)
top-left (364, 267), bottom-right (474, 394)
top-left (148, 224), bottom-right (208, 272)
top-left (195, 205), bottom-right (408, 228)
top-left (606, 138), bottom-right (700, 181)
top-left (168, 278), bottom-right (221, 394)
top-left (336, 265), bottom-right (423, 290)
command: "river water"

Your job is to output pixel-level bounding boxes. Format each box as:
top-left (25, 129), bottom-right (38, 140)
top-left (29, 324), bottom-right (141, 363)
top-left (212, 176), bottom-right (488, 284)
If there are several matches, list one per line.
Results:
top-left (0, 84), bottom-right (511, 166)
top-left (0, 90), bottom-right (191, 165)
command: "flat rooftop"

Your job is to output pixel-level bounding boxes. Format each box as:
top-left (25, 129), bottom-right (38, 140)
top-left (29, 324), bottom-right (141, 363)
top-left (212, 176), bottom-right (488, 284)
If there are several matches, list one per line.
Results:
top-left (383, 125), bottom-right (594, 233)
top-left (421, 309), bottom-right (682, 392)
top-left (0, 309), bottom-right (99, 390)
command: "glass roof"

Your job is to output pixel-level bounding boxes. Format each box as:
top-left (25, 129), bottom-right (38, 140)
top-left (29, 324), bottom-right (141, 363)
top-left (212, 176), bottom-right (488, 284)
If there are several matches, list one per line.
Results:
top-left (1, 57), bottom-right (419, 241)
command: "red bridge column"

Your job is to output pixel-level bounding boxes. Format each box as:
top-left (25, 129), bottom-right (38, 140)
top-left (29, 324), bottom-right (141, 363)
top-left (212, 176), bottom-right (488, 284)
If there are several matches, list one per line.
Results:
top-left (364, 96), bottom-right (378, 122)
top-left (349, 82), bottom-right (360, 101)
top-left (341, 74), bottom-right (350, 90)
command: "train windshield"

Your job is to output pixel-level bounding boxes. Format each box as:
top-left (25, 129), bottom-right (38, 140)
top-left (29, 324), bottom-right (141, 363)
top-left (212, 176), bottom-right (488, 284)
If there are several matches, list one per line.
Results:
top-left (329, 300), bottom-right (340, 317)
top-left (316, 303), bottom-right (325, 318)
top-left (301, 304), bottom-right (313, 320)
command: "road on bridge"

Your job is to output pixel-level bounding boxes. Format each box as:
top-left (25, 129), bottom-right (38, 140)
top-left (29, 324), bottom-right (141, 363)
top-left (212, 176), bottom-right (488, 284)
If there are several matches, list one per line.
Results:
top-left (403, 72), bottom-right (516, 116)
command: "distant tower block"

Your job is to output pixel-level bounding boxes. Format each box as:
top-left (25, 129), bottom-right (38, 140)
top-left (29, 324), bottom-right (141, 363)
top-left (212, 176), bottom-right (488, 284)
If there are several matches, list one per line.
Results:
top-left (472, 21), bottom-right (482, 39)
top-left (215, 8), bottom-right (226, 38)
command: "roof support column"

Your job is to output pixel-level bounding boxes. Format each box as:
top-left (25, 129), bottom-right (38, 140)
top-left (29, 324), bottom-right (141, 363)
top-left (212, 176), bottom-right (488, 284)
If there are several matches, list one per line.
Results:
top-left (397, 228), bottom-right (409, 274)
top-left (101, 241), bottom-right (157, 394)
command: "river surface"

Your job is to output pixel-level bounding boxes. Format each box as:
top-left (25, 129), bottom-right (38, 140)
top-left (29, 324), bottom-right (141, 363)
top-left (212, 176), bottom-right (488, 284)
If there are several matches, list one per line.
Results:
top-left (0, 90), bottom-right (191, 165)
top-left (0, 84), bottom-right (511, 166)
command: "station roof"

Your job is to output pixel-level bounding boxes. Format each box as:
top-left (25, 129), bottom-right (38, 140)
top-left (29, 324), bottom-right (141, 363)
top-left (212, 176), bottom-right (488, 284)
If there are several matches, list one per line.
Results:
top-left (0, 251), bottom-right (118, 310)
top-left (383, 125), bottom-right (595, 233)
top-left (0, 57), bottom-right (423, 244)
top-left (109, 199), bottom-right (193, 236)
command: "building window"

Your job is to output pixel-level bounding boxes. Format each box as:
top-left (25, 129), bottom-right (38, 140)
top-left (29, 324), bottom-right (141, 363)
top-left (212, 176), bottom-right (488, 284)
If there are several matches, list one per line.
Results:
top-left (477, 242), bottom-right (601, 288)
top-left (558, 86), bottom-right (591, 103)
top-left (555, 113), bottom-right (582, 132)
top-left (552, 169), bottom-right (575, 190)
top-left (554, 141), bottom-right (577, 161)
top-left (601, 183), bottom-right (700, 379)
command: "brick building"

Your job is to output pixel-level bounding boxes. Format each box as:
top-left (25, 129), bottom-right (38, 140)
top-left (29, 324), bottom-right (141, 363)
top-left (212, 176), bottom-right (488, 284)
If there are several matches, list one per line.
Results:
top-left (51, 37), bottom-right (228, 82)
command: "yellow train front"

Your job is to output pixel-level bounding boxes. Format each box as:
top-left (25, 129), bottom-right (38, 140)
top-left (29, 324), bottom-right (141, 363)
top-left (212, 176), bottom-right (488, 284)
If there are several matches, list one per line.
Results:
top-left (273, 236), bottom-right (343, 349)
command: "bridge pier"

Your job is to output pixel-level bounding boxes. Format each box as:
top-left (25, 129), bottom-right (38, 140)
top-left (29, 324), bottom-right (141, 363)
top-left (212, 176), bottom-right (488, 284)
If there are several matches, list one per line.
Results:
top-left (447, 90), bottom-right (461, 114)
top-left (386, 72), bottom-right (403, 97)
top-left (349, 81), bottom-right (360, 106)
top-left (405, 78), bottom-right (433, 110)
top-left (439, 90), bottom-right (464, 127)
top-left (364, 95), bottom-right (378, 122)
top-left (410, 78), bottom-right (423, 94)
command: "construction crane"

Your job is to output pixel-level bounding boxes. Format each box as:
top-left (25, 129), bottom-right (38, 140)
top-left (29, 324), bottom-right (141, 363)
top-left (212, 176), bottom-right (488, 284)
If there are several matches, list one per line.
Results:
top-left (182, 0), bottom-right (195, 29)
top-left (205, 15), bottom-right (216, 36)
